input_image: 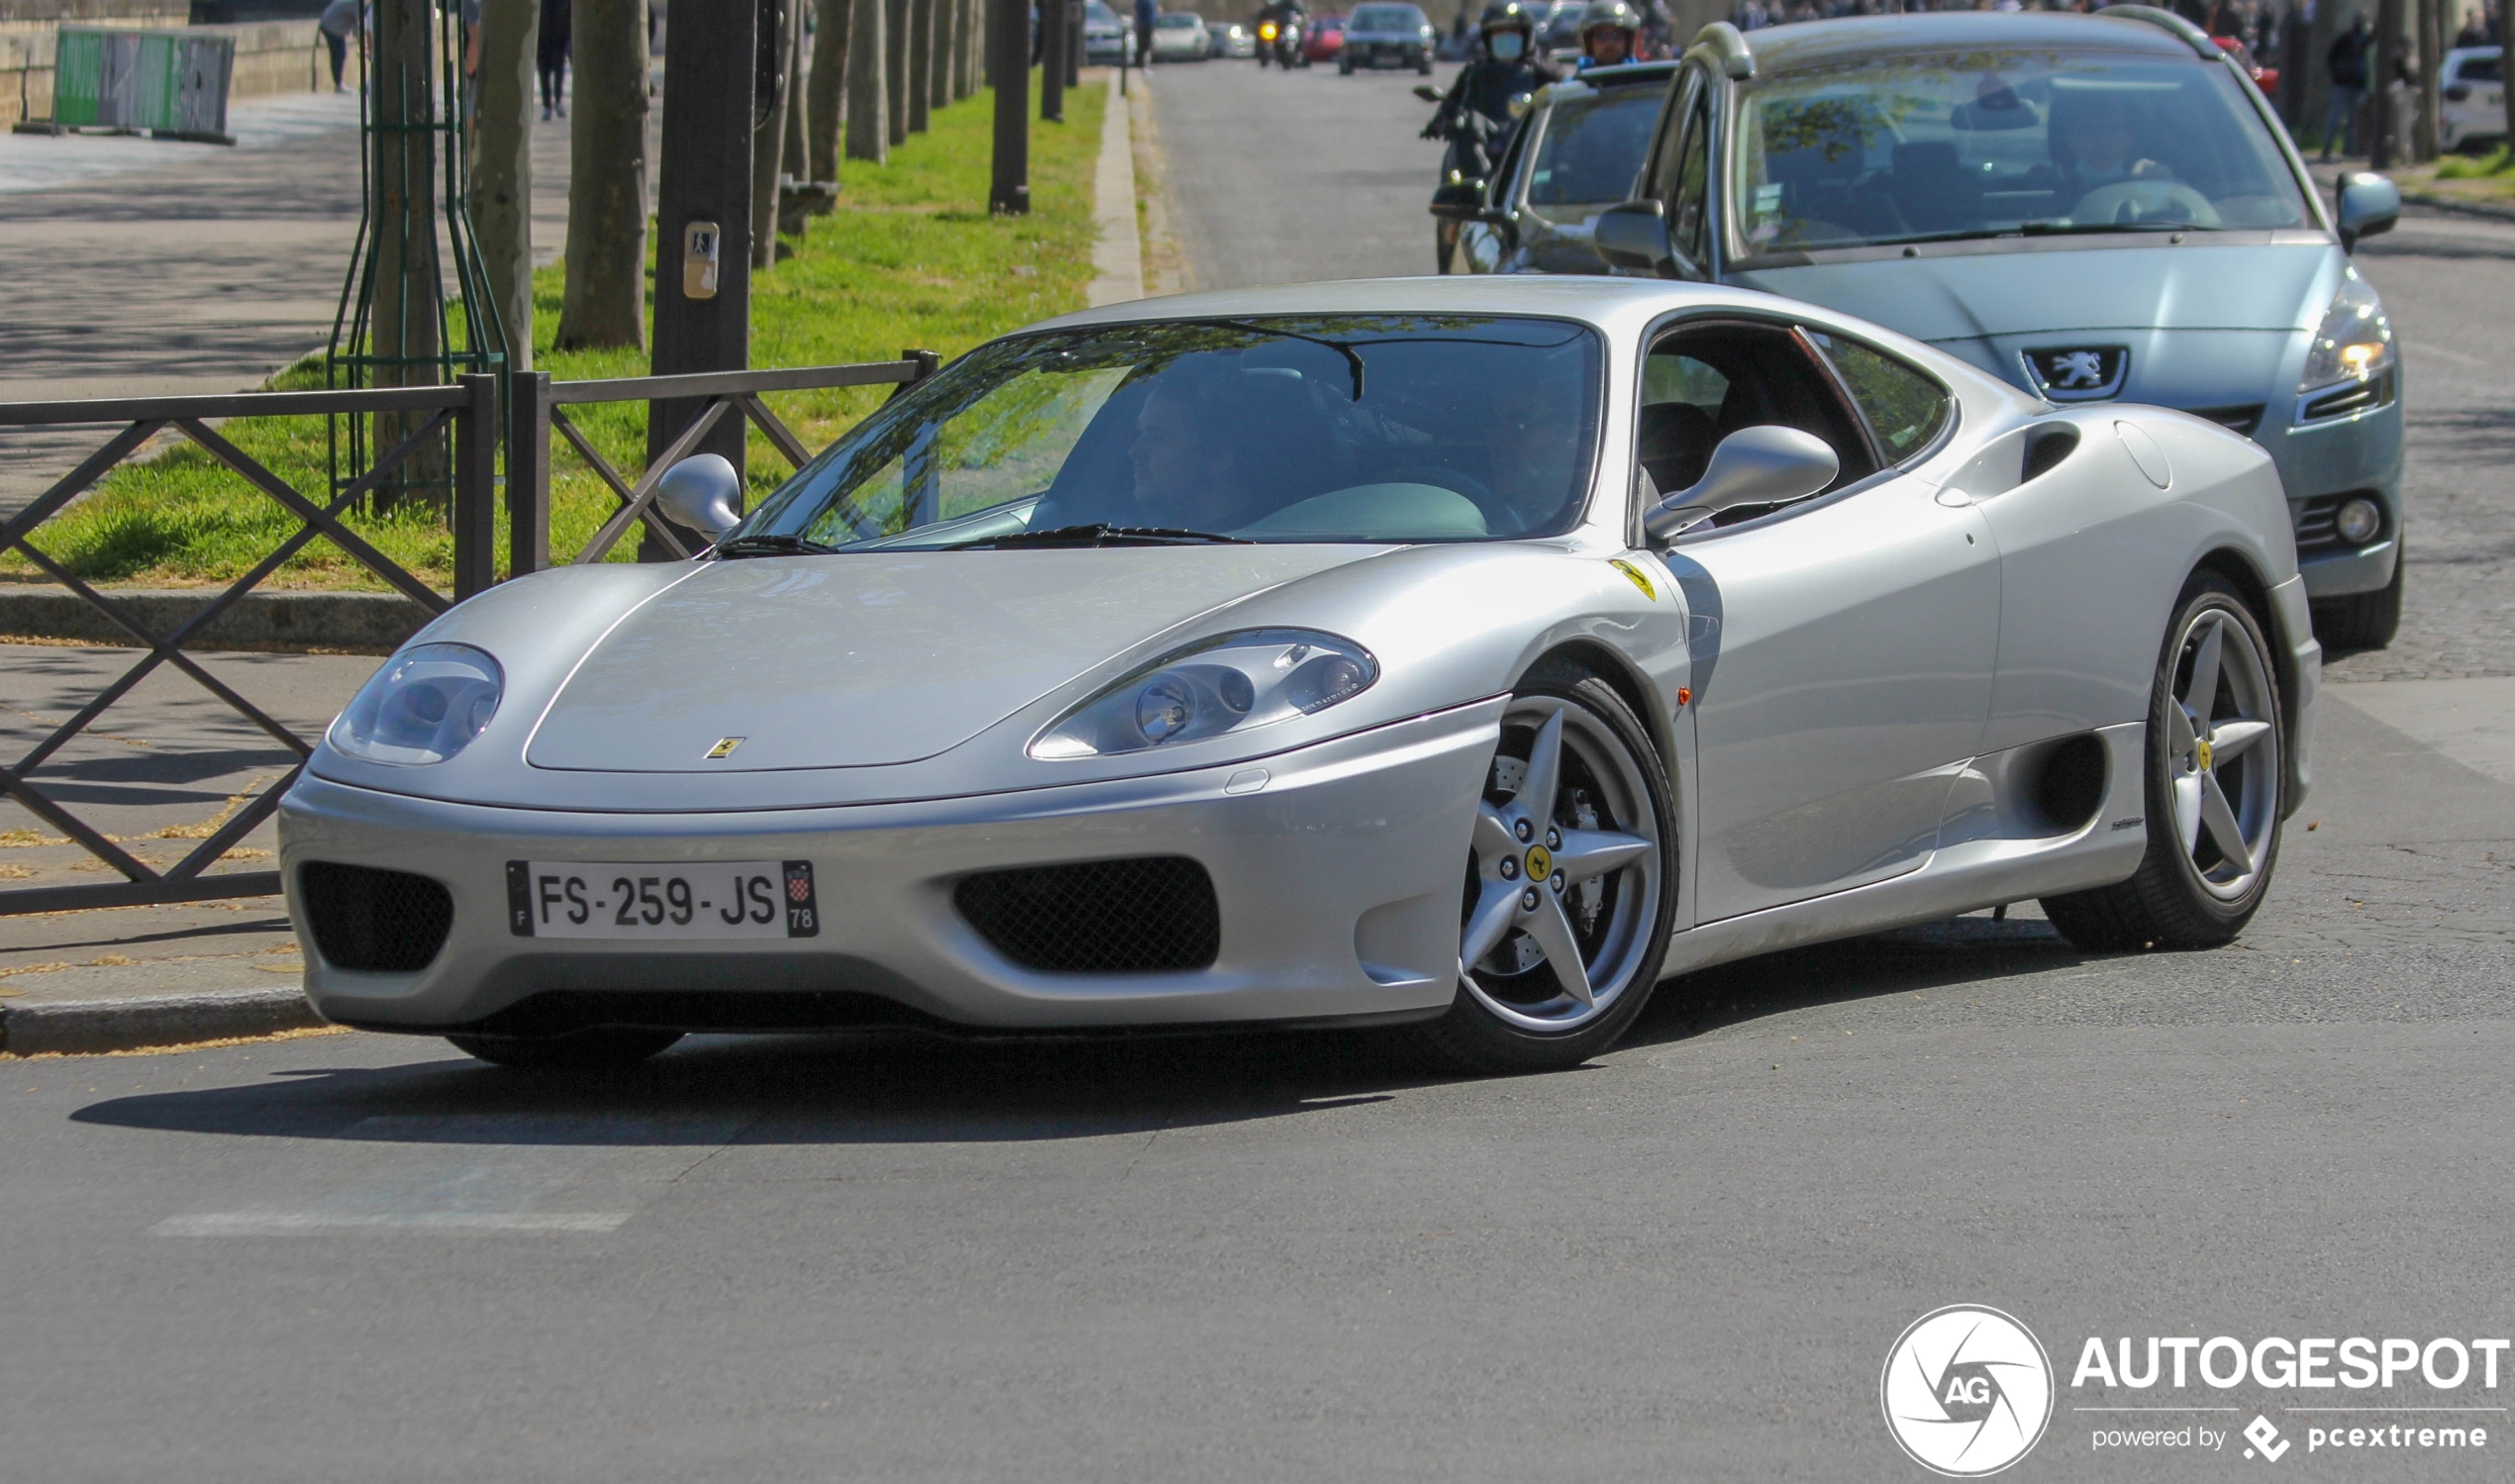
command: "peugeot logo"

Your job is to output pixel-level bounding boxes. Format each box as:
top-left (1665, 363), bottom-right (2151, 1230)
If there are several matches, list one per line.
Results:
top-left (2022, 346), bottom-right (2129, 402)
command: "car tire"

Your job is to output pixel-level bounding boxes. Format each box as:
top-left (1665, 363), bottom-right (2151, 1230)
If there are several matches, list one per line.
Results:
top-left (2310, 544), bottom-right (2404, 651)
top-left (2042, 571), bottom-right (2285, 952)
top-left (1410, 666), bottom-right (1679, 1074)
top-left (446, 1028), bottom-right (684, 1069)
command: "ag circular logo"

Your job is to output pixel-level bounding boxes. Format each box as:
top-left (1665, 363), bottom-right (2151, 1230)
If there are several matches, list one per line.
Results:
top-left (1880, 1305), bottom-right (2054, 1476)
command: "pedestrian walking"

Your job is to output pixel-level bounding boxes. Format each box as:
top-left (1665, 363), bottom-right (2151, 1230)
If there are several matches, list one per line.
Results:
top-left (318, 0), bottom-right (359, 92)
top-left (2323, 14), bottom-right (2370, 159)
top-left (1136, 0), bottom-right (1157, 65)
top-left (538, 0), bottom-right (571, 120)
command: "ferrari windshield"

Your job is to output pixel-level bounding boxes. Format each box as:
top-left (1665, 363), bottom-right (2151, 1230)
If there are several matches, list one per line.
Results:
top-left (738, 316), bottom-right (1604, 548)
top-left (1732, 49), bottom-right (2312, 254)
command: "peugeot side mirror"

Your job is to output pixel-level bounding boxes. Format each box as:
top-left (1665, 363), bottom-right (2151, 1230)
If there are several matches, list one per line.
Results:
top-left (1593, 199), bottom-right (1676, 276)
top-left (1644, 426), bottom-right (1839, 541)
top-left (2335, 171), bottom-right (2399, 252)
top-left (656, 452), bottom-right (744, 543)
top-left (1412, 82), bottom-right (1443, 102)
top-left (1430, 178), bottom-right (1488, 220)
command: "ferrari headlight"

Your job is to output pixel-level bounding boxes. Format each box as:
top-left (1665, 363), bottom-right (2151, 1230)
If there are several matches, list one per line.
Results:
top-left (1031, 629), bottom-right (1378, 759)
top-left (329, 643), bottom-right (504, 765)
top-left (2300, 268), bottom-right (2394, 391)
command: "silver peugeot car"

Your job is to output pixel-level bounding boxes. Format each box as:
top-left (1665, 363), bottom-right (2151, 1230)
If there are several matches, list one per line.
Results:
top-left (1593, 8), bottom-right (2407, 647)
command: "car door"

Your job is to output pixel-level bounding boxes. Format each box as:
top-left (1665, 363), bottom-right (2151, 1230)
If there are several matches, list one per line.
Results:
top-left (1649, 319), bottom-right (1996, 922)
top-left (1459, 112), bottom-right (1535, 275)
top-left (1633, 63), bottom-right (1713, 280)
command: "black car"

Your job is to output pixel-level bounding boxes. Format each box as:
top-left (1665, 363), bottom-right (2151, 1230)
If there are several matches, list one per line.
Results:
top-left (1339, 1), bottom-right (1435, 72)
top-left (1435, 61), bottom-right (1676, 275)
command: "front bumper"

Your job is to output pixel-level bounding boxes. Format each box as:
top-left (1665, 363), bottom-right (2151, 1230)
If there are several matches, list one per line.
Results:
top-left (279, 700), bottom-right (1503, 1037)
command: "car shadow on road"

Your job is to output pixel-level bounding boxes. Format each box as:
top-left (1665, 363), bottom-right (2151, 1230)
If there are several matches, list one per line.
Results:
top-left (70, 916), bottom-right (2107, 1147)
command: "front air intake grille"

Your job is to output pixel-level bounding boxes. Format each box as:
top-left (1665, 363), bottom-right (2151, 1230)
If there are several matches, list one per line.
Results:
top-left (298, 861), bottom-right (453, 973)
top-left (2294, 493), bottom-right (2346, 553)
top-left (2186, 403), bottom-right (2265, 438)
top-left (955, 857), bottom-right (1221, 973)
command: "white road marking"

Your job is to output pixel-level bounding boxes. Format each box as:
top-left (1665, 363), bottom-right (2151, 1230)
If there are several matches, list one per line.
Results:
top-left (154, 1211), bottom-right (630, 1236)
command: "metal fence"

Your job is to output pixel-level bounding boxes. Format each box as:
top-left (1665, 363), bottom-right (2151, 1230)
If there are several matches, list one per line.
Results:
top-left (0, 354), bottom-right (938, 917)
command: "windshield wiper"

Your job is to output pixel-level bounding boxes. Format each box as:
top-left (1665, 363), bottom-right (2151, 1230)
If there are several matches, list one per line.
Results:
top-left (2017, 219), bottom-right (2198, 236)
top-left (710, 533), bottom-right (838, 558)
top-left (946, 523), bottom-right (1253, 549)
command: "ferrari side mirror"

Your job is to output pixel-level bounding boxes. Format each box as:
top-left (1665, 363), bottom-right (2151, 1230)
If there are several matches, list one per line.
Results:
top-left (2335, 171), bottom-right (2399, 252)
top-left (1593, 199), bottom-right (1675, 275)
top-left (657, 453), bottom-right (744, 543)
top-left (1645, 426), bottom-right (1838, 541)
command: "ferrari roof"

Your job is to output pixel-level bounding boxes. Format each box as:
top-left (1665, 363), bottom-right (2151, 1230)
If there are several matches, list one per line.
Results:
top-left (1031, 275), bottom-right (1742, 338)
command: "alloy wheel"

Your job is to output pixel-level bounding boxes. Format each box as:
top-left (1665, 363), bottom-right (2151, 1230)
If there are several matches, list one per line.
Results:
top-left (1459, 695), bottom-right (1662, 1033)
top-left (2164, 604), bottom-right (2280, 900)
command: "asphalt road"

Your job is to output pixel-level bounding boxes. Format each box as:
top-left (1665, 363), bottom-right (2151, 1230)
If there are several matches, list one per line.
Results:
top-left (6, 80), bottom-right (2515, 1480)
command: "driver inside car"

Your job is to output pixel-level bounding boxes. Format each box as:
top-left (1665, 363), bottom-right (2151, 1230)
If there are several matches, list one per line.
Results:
top-left (2047, 89), bottom-right (2174, 214)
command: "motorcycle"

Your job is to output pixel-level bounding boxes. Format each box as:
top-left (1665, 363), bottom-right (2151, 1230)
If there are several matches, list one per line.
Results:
top-left (1257, 14), bottom-right (1307, 67)
top-left (1416, 82), bottom-right (1513, 272)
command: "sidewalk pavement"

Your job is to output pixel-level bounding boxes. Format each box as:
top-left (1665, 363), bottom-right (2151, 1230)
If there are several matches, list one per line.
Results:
top-left (0, 84), bottom-right (603, 514)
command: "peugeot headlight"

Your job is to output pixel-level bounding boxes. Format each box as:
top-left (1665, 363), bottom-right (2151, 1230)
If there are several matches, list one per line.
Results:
top-left (1032, 629), bottom-right (1378, 759)
top-left (2300, 268), bottom-right (2395, 391)
top-left (329, 643), bottom-right (504, 765)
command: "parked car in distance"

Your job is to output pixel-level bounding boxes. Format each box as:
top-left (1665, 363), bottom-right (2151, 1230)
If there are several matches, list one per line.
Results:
top-left (2441, 47), bottom-right (2506, 150)
top-left (1152, 10), bottom-right (1214, 59)
top-left (1211, 18), bottom-right (1257, 56)
top-left (1594, 11), bottom-right (2408, 648)
top-left (1082, 0), bottom-right (1133, 64)
top-left (1304, 12), bottom-right (1347, 63)
top-left (1340, 1), bottom-right (1435, 73)
top-left (1440, 61), bottom-right (1676, 273)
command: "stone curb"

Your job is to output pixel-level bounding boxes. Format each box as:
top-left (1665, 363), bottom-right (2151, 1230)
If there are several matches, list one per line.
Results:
top-left (2400, 189), bottom-right (2515, 224)
top-left (0, 585), bottom-right (430, 653)
top-left (0, 986), bottom-right (323, 1056)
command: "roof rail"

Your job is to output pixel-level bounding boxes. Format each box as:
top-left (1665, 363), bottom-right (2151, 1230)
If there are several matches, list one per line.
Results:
top-left (2097, 4), bottom-right (2221, 59)
top-left (1689, 20), bottom-right (1755, 79)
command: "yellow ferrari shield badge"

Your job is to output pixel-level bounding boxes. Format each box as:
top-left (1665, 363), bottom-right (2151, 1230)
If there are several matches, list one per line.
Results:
top-left (1608, 558), bottom-right (1657, 601)
top-left (704, 737), bottom-right (746, 759)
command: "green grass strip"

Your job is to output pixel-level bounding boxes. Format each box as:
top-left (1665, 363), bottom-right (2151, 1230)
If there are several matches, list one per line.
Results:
top-left (5, 78), bottom-right (1106, 593)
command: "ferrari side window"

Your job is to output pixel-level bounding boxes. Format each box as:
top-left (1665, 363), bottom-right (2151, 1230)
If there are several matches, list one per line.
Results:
top-left (1806, 332), bottom-right (1953, 464)
top-left (1640, 321), bottom-right (1877, 520)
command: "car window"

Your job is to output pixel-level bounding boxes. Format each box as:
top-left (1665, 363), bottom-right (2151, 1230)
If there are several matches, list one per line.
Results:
top-left (1350, 5), bottom-right (1421, 27)
top-left (745, 316), bottom-right (1608, 548)
top-left (2458, 54), bottom-right (2502, 82)
top-left (1486, 113), bottom-right (1535, 206)
top-left (1805, 332), bottom-right (1952, 463)
top-left (1730, 48), bottom-right (2313, 255)
top-left (1669, 83), bottom-right (1713, 270)
top-left (1525, 88), bottom-right (1661, 221)
top-left (1636, 321), bottom-right (1877, 513)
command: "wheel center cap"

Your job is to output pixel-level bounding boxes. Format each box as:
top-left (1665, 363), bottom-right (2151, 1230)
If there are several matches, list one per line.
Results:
top-left (2195, 737), bottom-right (2214, 772)
top-left (1524, 844), bottom-right (1553, 882)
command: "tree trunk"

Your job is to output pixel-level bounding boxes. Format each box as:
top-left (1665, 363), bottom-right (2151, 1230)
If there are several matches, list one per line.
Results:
top-left (556, 0), bottom-right (652, 349)
top-left (2372, 0), bottom-right (2400, 166)
top-left (908, 0), bottom-right (931, 132)
top-left (927, 0), bottom-right (950, 112)
top-left (753, 0), bottom-right (794, 268)
top-left (473, 0), bottom-right (536, 370)
top-left (885, 0), bottom-right (909, 143)
top-left (808, 0), bottom-right (849, 183)
top-left (846, 0), bottom-right (887, 159)
top-left (2414, 0), bottom-right (2441, 160)
top-left (946, 0), bottom-right (967, 101)
top-left (784, 0), bottom-right (811, 174)
top-left (369, 0), bottom-right (446, 510)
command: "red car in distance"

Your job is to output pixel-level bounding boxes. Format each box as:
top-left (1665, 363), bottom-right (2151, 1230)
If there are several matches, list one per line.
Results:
top-left (1304, 12), bottom-right (1346, 62)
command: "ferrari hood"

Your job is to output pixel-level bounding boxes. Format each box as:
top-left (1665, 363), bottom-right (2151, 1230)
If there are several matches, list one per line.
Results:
top-left (525, 546), bottom-right (1377, 772)
top-left (1732, 241), bottom-right (2329, 347)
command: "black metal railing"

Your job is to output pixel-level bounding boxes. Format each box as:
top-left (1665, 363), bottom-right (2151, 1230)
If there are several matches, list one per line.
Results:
top-left (0, 353), bottom-right (939, 917)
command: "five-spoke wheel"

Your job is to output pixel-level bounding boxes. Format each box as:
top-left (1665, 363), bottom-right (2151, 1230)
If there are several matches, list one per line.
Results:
top-left (2044, 572), bottom-right (2286, 950)
top-left (1415, 668), bottom-right (1677, 1071)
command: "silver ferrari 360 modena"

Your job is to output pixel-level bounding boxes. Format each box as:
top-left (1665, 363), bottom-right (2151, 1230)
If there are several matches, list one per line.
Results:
top-left (280, 276), bottom-right (2317, 1073)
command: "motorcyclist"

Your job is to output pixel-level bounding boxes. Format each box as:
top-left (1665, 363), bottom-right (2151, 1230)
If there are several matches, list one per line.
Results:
top-left (1423, 2), bottom-right (1559, 146)
top-left (1255, 0), bottom-right (1307, 64)
top-left (1572, 0), bottom-right (1640, 70)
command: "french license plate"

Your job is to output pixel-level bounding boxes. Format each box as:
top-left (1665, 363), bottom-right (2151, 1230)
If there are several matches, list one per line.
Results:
top-left (506, 859), bottom-right (819, 940)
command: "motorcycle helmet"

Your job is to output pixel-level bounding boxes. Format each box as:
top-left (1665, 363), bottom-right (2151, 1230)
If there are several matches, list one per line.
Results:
top-left (1576, 0), bottom-right (1638, 63)
top-left (1479, 0), bottom-right (1536, 59)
